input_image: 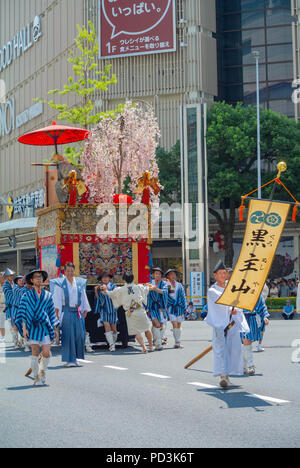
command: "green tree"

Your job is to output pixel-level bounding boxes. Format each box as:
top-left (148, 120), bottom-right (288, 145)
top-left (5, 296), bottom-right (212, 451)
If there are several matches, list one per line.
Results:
top-left (207, 101), bottom-right (300, 267)
top-left (37, 21), bottom-right (120, 166)
top-left (156, 141), bottom-right (181, 204)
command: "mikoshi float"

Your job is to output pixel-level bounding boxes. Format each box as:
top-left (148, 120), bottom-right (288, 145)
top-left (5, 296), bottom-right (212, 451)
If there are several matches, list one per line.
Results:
top-left (19, 101), bottom-right (162, 347)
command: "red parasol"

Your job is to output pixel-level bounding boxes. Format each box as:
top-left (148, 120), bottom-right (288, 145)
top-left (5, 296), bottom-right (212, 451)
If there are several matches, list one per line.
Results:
top-left (18, 121), bottom-right (90, 154)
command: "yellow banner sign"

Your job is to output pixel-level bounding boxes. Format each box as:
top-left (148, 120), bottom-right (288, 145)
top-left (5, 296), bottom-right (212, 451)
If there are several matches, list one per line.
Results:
top-left (217, 199), bottom-right (290, 312)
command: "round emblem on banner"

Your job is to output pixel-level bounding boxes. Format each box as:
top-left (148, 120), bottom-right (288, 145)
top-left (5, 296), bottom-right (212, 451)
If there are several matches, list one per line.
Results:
top-left (265, 212), bottom-right (282, 227)
top-left (250, 211), bottom-right (266, 224)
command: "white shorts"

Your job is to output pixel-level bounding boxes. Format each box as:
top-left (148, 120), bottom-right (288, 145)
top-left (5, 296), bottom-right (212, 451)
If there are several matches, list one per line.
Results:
top-left (168, 314), bottom-right (185, 323)
top-left (0, 312), bottom-right (5, 329)
top-left (28, 335), bottom-right (51, 346)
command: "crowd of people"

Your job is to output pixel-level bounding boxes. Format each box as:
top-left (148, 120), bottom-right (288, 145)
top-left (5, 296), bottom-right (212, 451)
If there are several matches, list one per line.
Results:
top-left (0, 264), bottom-right (189, 385)
top-left (267, 278), bottom-right (298, 298)
top-left (1, 260), bottom-right (297, 389)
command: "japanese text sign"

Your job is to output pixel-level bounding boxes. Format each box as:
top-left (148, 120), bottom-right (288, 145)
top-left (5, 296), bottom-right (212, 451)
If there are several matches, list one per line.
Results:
top-left (99, 0), bottom-right (176, 58)
top-left (217, 199), bottom-right (290, 312)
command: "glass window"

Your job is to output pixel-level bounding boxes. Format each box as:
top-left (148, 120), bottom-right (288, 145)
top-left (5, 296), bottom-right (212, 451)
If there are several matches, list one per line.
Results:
top-left (223, 84), bottom-right (245, 101)
top-left (224, 67), bottom-right (244, 84)
top-left (186, 108), bottom-right (198, 207)
top-left (267, 25), bottom-right (292, 44)
top-left (268, 62), bottom-right (293, 80)
top-left (268, 81), bottom-right (293, 99)
top-left (223, 47), bottom-right (265, 67)
top-left (223, 13), bottom-right (243, 30)
top-left (241, 0), bottom-right (266, 11)
top-left (269, 99), bottom-right (295, 116)
top-left (223, 10), bottom-right (265, 30)
top-left (267, 44), bottom-right (293, 62)
top-left (242, 10), bottom-right (265, 28)
top-left (265, 0), bottom-right (291, 8)
top-left (243, 82), bottom-right (268, 102)
top-left (242, 28), bottom-right (266, 46)
top-left (266, 8), bottom-right (293, 27)
top-left (243, 64), bottom-right (267, 82)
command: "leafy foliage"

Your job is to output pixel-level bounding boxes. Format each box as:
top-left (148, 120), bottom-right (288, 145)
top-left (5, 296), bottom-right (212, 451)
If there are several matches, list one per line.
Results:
top-left (207, 101), bottom-right (300, 266)
top-left (36, 21), bottom-right (120, 166)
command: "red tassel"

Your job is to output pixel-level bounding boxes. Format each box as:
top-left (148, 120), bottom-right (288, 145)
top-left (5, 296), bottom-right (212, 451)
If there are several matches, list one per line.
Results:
top-left (292, 205), bottom-right (298, 222)
top-left (239, 204), bottom-right (245, 222)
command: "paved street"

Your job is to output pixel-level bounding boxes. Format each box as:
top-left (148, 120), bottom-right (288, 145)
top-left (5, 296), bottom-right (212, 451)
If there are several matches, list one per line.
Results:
top-left (0, 319), bottom-right (299, 448)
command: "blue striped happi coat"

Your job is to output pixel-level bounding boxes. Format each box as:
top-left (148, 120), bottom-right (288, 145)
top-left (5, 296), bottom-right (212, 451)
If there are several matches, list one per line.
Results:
top-left (58, 277), bottom-right (86, 363)
top-left (95, 283), bottom-right (118, 324)
top-left (3, 280), bottom-right (14, 320)
top-left (167, 282), bottom-right (187, 319)
top-left (147, 280), bottom-right (169, 322)
top-left (16, 289), bottom-right (57, 342)
top-left (242, 295), bottom-right (270, 342)
top-left (12, 285), bottom-right (27, 325)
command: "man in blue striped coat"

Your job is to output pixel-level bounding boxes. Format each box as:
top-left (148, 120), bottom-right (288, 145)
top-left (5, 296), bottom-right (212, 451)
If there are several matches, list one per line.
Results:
top-left (2, 269), bottom-right (16, 345)
top-left (16, 270), bottom-right (58, 386)
top-left (146, 267), bottom-right (169, 351)
top-left (12, 275), bottom-right (25, 349)
top-left (95, 272), bottom-right (118, 352)
top-left (242, 295), bottom-right (270, 375)
top-left (165, 269), bottom-right (188, 349)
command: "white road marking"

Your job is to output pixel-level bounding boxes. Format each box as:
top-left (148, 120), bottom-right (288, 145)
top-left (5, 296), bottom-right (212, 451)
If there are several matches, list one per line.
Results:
top-left (104, 365), bottom-right (128, 371)
top-left (77, 359), bottom-right (94, 364)
top-left (187, 382), bottom-right (290, 404)
top-left (141, 373), bottom-right (171, 379)
top-left (246, 394), bottom-right (290, 404)
top-left (187, 382), bottom-right (218, 389)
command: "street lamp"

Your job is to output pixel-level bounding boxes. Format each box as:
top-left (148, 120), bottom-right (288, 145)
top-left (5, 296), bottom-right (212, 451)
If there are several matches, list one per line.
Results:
top-left (252, 50), bottom-right (261, 199)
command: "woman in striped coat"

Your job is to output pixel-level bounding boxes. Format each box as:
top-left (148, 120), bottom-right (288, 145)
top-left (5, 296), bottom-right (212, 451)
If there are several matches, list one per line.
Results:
top-left (242, 295), bottom-right (270, 375)
top-left (94, 272), bottom-right (118, 352)
top-left (16, 270), bottom-right (59, 386)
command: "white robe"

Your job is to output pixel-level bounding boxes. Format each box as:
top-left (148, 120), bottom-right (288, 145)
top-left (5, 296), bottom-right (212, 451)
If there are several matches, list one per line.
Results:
top-left (53, 278), bottom-right (91, 322)
top-left (205, 283), bottom-right (249, 377)
top-left (107, 283), bottom-right (151, 335)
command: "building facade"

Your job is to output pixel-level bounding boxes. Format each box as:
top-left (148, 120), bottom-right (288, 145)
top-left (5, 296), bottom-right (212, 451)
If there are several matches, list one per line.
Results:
top-left (0, 0), bottom-right (299, 283)
top-left (217, 0), bottom-right (295, 117)
top-left (0, 0), bottom-right (217, 274)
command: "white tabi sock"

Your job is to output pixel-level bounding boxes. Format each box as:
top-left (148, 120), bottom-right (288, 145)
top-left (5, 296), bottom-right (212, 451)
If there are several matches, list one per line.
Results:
top-left (105, 331), bottom-right (115, 351)
top-left (31, 356), bottom-right (39, 378)
top-left (153, 328), bottom-right (162, 349)
top-left (113, 332), bottom-right (118, 344)
top-left (172, 328), bottom-right (181, 344)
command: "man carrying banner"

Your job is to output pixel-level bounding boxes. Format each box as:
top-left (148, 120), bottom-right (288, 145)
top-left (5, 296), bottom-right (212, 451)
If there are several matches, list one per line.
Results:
top-left (205, 261), bottom-right (249, 388)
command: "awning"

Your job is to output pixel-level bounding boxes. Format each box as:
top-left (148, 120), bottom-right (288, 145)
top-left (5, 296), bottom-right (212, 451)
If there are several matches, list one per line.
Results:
top-left (0, 217), bottom-right (38, 233)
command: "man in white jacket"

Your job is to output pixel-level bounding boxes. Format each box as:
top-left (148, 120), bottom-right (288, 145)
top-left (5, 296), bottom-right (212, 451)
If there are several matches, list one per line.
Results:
top-left (205, 260), bottom-right (249, 388)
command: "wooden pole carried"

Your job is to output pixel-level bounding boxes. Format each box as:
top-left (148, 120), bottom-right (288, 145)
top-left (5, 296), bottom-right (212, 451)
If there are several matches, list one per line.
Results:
top-left (184, 345), bottom-right (213, 369)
